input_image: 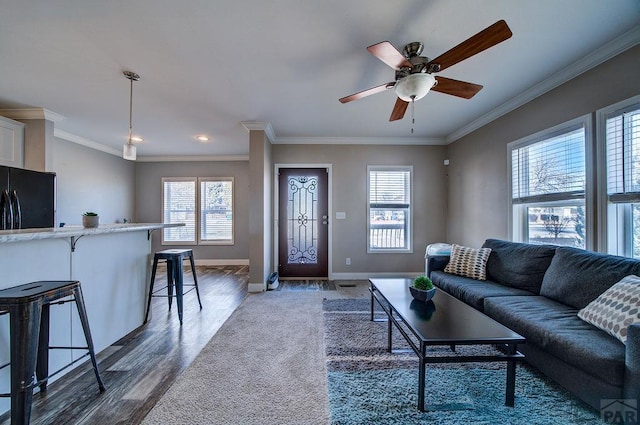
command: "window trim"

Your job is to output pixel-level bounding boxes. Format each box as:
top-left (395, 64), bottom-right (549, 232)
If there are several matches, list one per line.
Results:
top-left (366, 165), bottom-right (413, 254)
top-left (596, 94), bottom-right (640, 254)
top-left (161, 177), bottom-right (197, 246)
top-left (507, 114), bottom-right (593, 249)
top-left (161, 176), bottom-right (235, 246)
top-left (198, 177), bottom-right (234, 246)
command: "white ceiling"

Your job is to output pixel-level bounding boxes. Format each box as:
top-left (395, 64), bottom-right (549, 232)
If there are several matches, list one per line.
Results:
top-left (0, 0), bottom-right (638, 158)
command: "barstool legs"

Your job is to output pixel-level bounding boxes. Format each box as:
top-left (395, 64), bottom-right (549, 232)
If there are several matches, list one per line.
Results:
top-left (36, 303), bottom-right (50, 392)
top-left (188, 254), bottom-right (203, 310)
top-left (144, 255), bottom-right (159, 323)
top-left (167, 259), bottom-right (175, 311)
top-left (145, 249), bottom-right (202, 326)
top-left (73, 286), bottom-right (106, 392)
top-left (9, 301), bottom-right (41, 425)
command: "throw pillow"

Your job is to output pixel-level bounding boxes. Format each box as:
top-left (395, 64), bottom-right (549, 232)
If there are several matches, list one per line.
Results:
top-left (444, 244), bottom-right (492, 281)
top-left (577, 275), bottom-right (640, 344)
top-left (482, 239), bottom-right (556, 294)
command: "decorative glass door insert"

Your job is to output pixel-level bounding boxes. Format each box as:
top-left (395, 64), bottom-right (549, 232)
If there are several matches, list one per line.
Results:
top-left (278, 168), bottom-right (328, 277)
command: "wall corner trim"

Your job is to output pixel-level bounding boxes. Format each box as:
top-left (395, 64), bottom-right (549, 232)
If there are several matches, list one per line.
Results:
top-left (0, 108), bottom-right (66, 123)
top-left (240, 121), bottom-right (276, 143)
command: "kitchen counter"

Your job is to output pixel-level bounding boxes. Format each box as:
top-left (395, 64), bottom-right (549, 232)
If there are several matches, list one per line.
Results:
top-left (0, 222), bottom-right (183, 414)
top-left (0, 222), bottom-right (181, 243)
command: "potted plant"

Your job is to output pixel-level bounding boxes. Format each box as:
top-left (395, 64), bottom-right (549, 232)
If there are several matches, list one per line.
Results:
top-left (409, 275), bottom-right (437, 302)
top-left (82, 212), bottom-right (100, 228)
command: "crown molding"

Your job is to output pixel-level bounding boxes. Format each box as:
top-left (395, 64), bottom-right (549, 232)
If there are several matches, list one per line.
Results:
top-left (274, 136), bottom-right (445, 145)
top-left (54, 129), bottom-right (122, 157)
top-left (136, 155), bottom-right (249, 162)
top-left (240, 121), bottom-right (276, 143)
top-left (0, 108), bottom-right (66, 123)
top-left (56, 129), bottom-right (249, 162)
top-left (446, 25), bottom-right (640, 144)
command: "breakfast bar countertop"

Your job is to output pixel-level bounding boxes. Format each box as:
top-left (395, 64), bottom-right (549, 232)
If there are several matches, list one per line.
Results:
top-left (0, 223), bottom-right (182, 244)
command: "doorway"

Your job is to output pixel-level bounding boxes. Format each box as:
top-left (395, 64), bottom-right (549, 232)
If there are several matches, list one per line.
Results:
top-left (277, 168), bottom-right (329, 278)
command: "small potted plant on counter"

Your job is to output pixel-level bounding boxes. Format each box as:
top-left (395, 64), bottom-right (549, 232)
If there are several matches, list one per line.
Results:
top-left (409, 275), bottom-right (437, 302)
top-left (82, 212), bottom-right (100, 228)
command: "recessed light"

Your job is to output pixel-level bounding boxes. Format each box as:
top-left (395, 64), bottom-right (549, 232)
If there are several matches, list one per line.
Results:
top-left (196, 135), bottom-right (210, 142)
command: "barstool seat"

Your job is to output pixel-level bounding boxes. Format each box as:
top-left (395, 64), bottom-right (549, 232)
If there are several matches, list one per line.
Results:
top-left (144, 249), bottom-right (202, 325)
top-left (0, 280), bottom-right (105, 425)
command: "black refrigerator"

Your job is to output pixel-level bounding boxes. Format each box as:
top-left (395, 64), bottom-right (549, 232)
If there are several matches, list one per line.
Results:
top-left (0, 165), bottom-right (56, 230)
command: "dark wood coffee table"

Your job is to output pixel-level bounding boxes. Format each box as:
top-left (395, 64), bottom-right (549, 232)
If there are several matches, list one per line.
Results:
top-left (369, 278), bottom-right (525, 411)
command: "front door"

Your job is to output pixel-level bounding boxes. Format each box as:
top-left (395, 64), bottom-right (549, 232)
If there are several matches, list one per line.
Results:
top-left (278, 168), bottom-right (328, 278)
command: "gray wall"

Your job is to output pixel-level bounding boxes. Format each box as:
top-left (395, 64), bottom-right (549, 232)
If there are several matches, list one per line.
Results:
top-left (272, 144), bottom-right (448, 275)
top-left (51, 137), bottom-right (135, 226)
top-left (446, 45), bottom-right (640, 248)
top-left (135, 160), bottom-right (250, 261)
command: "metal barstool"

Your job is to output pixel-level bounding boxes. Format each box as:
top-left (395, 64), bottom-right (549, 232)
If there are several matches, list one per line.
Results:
top-left (144, 249), bottom-right (202, 325)
top-left (0, 280), bottom-right (106, 425)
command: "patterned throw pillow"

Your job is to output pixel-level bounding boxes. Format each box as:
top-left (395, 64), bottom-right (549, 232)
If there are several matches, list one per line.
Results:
top-left (444, 244), bottom-right (492, 281)
top-left (577, 275), bottom-right (640, 344)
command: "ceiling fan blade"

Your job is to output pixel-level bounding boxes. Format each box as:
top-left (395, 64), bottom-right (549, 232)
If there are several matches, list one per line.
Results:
top-left (427, 20), bottom-right (512, 72)
top-left (433, 76), bottom-right (483, 99)
top-left (389, 98), bottom-right (409, 121)
top-left (339, 82), bottom-right (394, 104)
top-left (367, 41), bottom-right (412, 70)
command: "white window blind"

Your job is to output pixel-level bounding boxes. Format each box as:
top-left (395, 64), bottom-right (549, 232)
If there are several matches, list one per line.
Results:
top-left (369, 170), bottom-right (410, 206)
top-left (200, 178), bottom-right (233, 243)
top-left (162, 179), bottom-right (196, 243)
top-left (368, 167), bottom-right (412, 252)
top-left (512, 127), bottom-right (585, 204)
top-left (606, 106), bottom-right (640, 202)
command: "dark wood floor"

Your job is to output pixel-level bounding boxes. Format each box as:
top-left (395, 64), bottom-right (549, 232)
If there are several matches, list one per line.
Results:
top-left (0, 265), bottom-right (249, 425)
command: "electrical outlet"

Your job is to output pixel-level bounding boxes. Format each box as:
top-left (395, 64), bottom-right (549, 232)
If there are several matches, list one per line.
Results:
top-left (346, 257), bottom-right (351, 266)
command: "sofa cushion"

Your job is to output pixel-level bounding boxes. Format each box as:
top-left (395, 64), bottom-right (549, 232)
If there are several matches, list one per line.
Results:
top-left (444, 244), bottom-right (491, 280)
top-left (540, 247), bottom-right (640, 309)
top-left (482, 239), bottom-right (556, 294)
top-left (430, 270), bottom-right (533, 311)
top-left (484, 295), bottom-right (626, 387)
top-left (578, 275), bottom-right (640, 344)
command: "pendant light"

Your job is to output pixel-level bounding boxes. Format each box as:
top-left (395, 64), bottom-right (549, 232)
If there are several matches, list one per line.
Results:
top-left (123, 71), bottom-right (141, 161)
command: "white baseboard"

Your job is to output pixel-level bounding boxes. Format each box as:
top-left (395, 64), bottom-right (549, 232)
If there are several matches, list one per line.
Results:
top-left (330, 271), bottom-right (423, 280)
top-left (248, 282), bottom-right (266, 292)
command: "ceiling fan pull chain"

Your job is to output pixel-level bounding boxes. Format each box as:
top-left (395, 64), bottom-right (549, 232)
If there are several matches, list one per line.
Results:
top-left (411, 97), bottom-right (415, 134)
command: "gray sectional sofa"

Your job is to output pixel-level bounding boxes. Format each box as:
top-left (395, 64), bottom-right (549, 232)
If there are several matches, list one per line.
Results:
top-left (426, 239), bottom-right (640, 410)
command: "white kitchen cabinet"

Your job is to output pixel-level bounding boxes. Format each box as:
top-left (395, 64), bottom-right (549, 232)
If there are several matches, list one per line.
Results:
top-left (0, 116), bottom-right (24, 168)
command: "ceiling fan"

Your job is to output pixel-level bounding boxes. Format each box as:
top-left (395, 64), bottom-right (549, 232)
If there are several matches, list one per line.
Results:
top-left (339, 20), bottom-right (513, 122)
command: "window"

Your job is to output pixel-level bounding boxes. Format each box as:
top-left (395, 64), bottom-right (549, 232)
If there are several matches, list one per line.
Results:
top-left (200, 178), bottom-right (233, 243)
top-left (367, 166), bottom-right (412, 252)
top-left (162, 177), bottom-right (234, 245)
top-left (601, 99), bottom-right (640, 257)
top-left (163, 178), bottom-right (196, 244)
top-left (509, 118), bottom-right (588, 248)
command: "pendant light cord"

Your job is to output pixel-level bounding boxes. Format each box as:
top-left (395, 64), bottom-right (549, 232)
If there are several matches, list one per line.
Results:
top-left (128, 75), bottom-right (134, 145)
top-left (123, 71), bottom-right (140, 145)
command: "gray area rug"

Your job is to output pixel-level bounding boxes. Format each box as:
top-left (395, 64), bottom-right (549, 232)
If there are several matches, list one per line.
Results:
top-left (142, 291), bottom-right (331, 424)
top-left (324, 298), bottom-right (603, 425)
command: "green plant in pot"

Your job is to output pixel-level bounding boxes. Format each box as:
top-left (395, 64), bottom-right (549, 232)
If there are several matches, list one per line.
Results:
top-left (410, 275), bottom-right (436, 302)
top-left (82, 211), bottom-right (100, 228)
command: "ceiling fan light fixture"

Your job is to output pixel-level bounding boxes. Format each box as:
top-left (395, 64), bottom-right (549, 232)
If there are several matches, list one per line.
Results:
top-left (395, 73), bottom-right (436, 102)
